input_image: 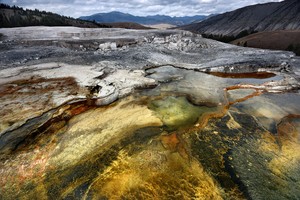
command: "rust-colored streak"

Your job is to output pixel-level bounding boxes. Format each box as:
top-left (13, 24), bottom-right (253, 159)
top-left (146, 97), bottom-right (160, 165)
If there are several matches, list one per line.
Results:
top-left (228, 90), bottom-right (262, 106)
top-left (194, 108), bottom-right (227, 132)
top-left (189, 85), bottom-right (264, 135)
top-left (158, 80), bottom-right (271, 162)
top-left (68, 105), bottom-right (91, 116)
top-left (0, 76), bottom-right (86, 134)
top-left (0, 100), bottom-right (97, 192)
top-left (225, 84), bottom-right (264, 91)
top-left (16, 102), bottom-right (96, 151)
top-left (207, 72), bottom-right (276, 79)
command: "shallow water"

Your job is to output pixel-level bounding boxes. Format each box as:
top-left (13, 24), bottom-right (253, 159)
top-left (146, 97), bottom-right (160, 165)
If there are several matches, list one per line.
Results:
top-left (0, 66), bottom-right (300, 199)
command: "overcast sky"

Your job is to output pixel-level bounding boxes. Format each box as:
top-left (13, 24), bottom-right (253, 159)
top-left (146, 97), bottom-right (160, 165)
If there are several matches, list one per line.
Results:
top-left (1, 0), bottom-right (283, 18)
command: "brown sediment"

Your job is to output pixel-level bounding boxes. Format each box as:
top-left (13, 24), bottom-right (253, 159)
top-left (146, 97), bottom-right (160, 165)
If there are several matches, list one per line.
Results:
top-left (207, 71), bottom-right (276, 79)
top-left (277, 114), bottom-right (300, 144)
top-left (0, 76), bottom-right (87, 134)
top-left (0, 76), bottom-right (80, 97)
top-left (161, 132), bottom-right (180, 151)
top-left (160, 132), bottom-right (189, 159)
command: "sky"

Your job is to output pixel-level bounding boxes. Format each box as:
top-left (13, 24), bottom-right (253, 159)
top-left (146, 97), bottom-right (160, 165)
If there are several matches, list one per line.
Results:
top-left (1, 0), bottom-right (284, 18)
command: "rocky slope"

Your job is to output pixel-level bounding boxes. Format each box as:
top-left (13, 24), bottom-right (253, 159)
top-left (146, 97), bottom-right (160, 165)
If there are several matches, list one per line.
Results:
top-left (181, 0), bottom-right (300, 37)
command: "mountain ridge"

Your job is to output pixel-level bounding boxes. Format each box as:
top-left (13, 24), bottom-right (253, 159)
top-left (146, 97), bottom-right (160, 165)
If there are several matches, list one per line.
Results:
top-left (79, 11), bottom-right (208, 26)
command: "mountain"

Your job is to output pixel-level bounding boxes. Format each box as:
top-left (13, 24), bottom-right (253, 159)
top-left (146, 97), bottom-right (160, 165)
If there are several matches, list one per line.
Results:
top-left (0, 4), bottom-right (151, 29)
top-left (181, 0), bottom-right (300, 37)
top-left (79, 11), bottom-right (208, 26)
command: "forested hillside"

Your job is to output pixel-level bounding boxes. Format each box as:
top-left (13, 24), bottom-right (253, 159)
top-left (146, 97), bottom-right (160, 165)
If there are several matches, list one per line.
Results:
top-left (0, 4), bottom-right (108, 28)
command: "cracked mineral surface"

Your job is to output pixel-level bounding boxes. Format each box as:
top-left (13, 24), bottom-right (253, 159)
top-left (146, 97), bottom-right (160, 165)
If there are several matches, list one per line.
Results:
top-left (0, 27), bottom-right (299, 199)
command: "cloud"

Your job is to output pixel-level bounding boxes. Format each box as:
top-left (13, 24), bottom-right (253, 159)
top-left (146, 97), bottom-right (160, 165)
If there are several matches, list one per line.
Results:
top-left (1, 0), bottom-right (284, 18)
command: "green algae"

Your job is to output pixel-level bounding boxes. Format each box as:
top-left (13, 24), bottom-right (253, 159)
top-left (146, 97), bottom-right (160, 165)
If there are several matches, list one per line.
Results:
top-left (148, 96), bottom-right (216, 131)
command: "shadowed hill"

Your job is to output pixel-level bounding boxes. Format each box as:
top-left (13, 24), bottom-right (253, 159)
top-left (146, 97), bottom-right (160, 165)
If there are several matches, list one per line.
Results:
top-left (181, 0), bottom-right (300, 38)
top-left (231, 30), bottom-right (300, 56)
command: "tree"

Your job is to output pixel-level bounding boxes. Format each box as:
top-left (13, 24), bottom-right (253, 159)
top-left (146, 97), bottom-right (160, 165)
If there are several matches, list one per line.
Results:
top-left (286, 44), bottom-right (294, 51)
